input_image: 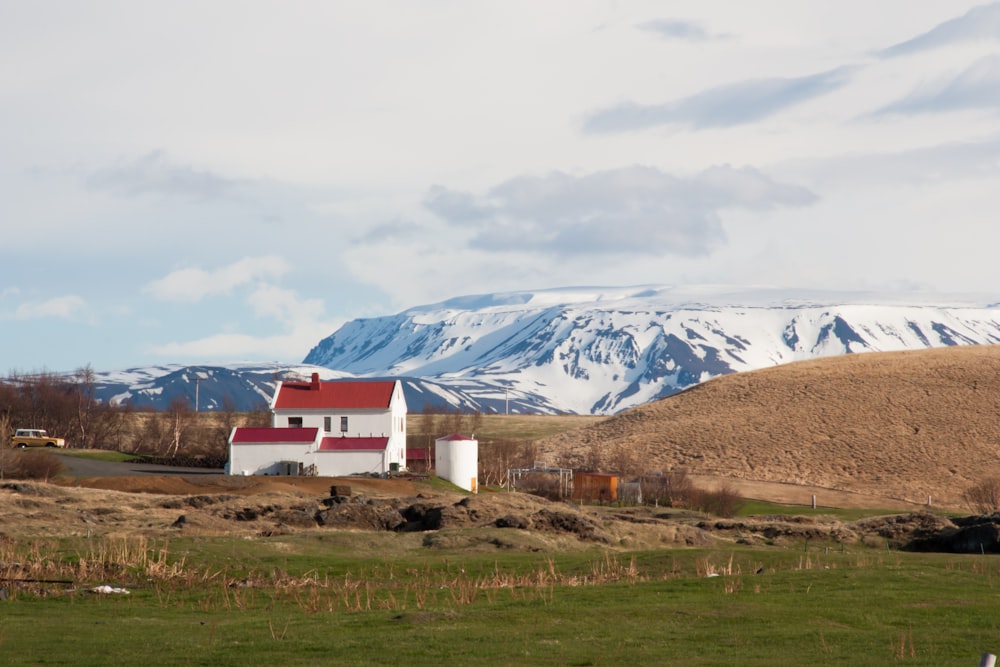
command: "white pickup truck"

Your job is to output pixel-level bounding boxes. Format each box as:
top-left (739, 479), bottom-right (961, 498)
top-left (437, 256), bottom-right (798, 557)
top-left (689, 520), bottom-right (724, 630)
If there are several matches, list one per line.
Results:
top-left (12, 429), bottom-right (66, 448)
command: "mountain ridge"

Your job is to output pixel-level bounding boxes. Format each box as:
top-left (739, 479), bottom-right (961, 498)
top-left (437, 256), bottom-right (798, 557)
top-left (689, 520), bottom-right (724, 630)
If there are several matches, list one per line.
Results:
top-left (50, 286), bottom-right (1000, 415)
top-left (304, 286), bottom-right (1000, 414)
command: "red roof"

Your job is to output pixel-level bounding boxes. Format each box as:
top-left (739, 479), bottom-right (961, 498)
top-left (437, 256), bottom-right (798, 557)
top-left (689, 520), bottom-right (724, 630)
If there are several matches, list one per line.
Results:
top-left (273, 379), bottom-right (396, 410)
top-left (231, 427), bottom-right (318, 444)
top-left (319, 436), bottom-right (389, 451)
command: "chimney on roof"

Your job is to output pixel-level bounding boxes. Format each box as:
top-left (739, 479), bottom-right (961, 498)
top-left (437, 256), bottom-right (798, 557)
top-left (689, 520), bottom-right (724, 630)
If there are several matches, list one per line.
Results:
top-left (311, 372), bottom-right (320, 390)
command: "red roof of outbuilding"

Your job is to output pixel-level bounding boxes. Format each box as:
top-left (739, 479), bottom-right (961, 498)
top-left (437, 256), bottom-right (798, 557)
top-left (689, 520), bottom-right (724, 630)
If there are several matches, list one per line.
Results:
top-left (318, 436), bottom-right (389, 451)
top-left (231, 427), bottom-right (318, 444)
top-left (273, 380), bottom-right (396, 410)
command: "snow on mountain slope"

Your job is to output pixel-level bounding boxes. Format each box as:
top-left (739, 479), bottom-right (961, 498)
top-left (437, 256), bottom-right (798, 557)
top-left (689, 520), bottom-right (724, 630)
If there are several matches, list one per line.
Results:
top-left (84, 363), bottom-right (529, 415)
top-left (304, 286), bottom-right (1000, 414)
top-left (91, 363), bottom-right (349, 412)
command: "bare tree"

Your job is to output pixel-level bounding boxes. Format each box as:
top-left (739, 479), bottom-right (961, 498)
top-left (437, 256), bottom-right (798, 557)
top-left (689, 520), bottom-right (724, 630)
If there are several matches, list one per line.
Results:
top-left (165, 396), bottom-right (192, 457)
top-left (0, 412), bottom-right (11, 479)
top-left (85, 401), bottom-right (121, 451)
top-left (12, 371), bottom-right (76, 437)
top-left (214, 395), bottom-right (240, 453)
top-left (443, 409), bottom-right (465, 435)
top-left (606, 442), bottom-right (642, 477)
top-left (107, 400), bottom-right (136, 452)
top-left (74, 364), bottom-right (97, 448)
top-left (582, 441), bottom-right (603, 472)
top-left (479, 439), bottom-right (538, 487)
top-left (639, 468), bottom-right (693, 507)
top-left (208, 396), bottom-right (268, 459)
top-left (466, 409), bottom-right (484, 437)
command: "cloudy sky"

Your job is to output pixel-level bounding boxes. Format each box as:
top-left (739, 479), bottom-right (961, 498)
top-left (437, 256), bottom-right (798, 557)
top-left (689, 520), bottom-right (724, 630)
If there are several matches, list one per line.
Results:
top-left (3, 1), bottom-right (999, 373)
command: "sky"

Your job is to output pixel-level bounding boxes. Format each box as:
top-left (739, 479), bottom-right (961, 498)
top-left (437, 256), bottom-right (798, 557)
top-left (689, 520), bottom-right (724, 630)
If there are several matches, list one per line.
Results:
top-left (3, 1), bottom-right (1000, 373)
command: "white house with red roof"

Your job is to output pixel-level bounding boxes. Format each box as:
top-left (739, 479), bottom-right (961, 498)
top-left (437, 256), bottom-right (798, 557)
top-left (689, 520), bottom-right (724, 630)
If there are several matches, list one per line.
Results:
top-left (227, 373), bottom-right (407, 477)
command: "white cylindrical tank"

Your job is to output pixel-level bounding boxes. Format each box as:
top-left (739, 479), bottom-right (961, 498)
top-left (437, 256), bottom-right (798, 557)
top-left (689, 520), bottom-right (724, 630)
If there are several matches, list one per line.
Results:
top-left (435, 433), bottom-right (478, 493)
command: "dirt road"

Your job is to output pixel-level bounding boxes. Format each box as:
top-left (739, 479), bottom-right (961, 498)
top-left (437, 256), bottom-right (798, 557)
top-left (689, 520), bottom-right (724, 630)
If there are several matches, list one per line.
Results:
top-left (52, 452), bottom-right (222, 477)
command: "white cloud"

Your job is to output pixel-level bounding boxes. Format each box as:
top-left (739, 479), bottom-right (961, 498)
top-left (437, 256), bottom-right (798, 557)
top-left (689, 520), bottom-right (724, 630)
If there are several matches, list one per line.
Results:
top-left (248, 284), bottom-right (325, 323)
top-left (637, 19), bottom-right (729, 42)
top-left (14, 295), bottom-right (87, 321)
top-left (86, 150), bottom-right (238, 199)
top-left (877, 54), bottom-right (1000, 115)
top-left (583, 66), bottom-right (858, 133)
top-left (148, 332), bottom-right (292, 361)
top-left (776, 136), bottom-right (1000, 189)
top-left (145, 257), bottom-right (290, 302)
top-left (880, 2), bottom-right (1000, 57)
top-left (148, 319), bottom-right (345, 363)
top-left (425, 165), bottom-right (817, 258)
top-left (144, 277), bottom-right (342, 363)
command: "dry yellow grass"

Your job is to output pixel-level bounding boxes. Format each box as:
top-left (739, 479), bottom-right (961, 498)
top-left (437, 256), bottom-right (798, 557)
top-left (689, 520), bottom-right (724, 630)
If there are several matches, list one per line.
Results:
top-left (539, 345), bottom-right (1000, 508)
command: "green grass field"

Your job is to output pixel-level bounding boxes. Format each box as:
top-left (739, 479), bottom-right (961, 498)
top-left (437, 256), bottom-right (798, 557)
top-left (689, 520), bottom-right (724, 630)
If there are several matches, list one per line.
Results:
top-left (53, 449), bottom-right (142, 462)
top-left (2, 531), bottom-right (999, 665)
top-left (1, 412), bottom-right (990, 664)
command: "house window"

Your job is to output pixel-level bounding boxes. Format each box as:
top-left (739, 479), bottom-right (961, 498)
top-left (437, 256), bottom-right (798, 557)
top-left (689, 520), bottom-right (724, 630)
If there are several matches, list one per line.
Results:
top-left (288, 417), bottom-right (303, 428)
top-left (324, 416), bottom-right (332, 432)
top-left (340, 416), bottom-right (348, 432)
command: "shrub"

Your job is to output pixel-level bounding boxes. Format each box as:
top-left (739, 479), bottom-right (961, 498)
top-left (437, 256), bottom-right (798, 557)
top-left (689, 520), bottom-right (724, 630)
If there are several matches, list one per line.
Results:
top-left (962, 477), bottom-right (1000, 514)
top-left (515, 472), bottom-right (565, 500)
top-left (683, 482), bottom-right (745, 518)
top-left (1, 451), bottom-right (63, 481)
top-left (640, 468), bottom-right (693, 507)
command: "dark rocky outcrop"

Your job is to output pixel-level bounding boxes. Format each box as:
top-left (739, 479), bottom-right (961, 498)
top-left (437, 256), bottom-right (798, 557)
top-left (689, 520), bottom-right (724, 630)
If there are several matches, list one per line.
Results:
top-left (905, 513), bottom-right (1000, 553)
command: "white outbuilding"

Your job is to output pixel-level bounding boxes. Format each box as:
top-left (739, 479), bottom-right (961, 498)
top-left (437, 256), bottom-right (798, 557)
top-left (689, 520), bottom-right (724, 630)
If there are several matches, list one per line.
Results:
top-left (435, 433), bottom-right (478, 493)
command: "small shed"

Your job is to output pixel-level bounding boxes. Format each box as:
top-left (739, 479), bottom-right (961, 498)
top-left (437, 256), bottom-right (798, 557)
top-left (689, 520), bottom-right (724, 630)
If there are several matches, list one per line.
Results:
top-left (435, 433), bottom-right (478, 493)
top-left (572, 472), bottom-right (619, 503)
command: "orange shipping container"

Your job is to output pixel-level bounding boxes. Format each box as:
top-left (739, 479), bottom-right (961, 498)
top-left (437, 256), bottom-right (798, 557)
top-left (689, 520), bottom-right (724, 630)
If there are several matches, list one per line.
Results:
top-left (572, 472), bottom-right (618, 502)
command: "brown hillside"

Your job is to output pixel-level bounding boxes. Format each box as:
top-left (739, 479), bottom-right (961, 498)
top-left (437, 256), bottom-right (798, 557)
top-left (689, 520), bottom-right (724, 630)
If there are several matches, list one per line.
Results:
top-left (539, 345), bottom-right (1000, 508)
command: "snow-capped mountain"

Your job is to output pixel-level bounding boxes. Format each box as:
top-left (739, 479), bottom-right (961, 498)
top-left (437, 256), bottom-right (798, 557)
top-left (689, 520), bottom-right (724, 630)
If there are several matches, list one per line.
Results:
top-left (88, 363), bottom-right (346, 412)
top-left (84, 363), bottom-right (530, 415)
top-left (303, 285), bottom-right (1000, 415)
top-left (70, 286), bottom-right (1000, 415)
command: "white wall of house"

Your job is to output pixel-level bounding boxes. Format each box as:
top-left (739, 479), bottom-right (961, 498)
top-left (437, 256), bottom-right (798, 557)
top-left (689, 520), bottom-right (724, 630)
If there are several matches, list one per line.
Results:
top-left (314, 450), bottom-right (384, 476)
top-left (384, 441), bottom-right (405, 471)
top-left (271, 383), bottom-right (406, 436)
top-left (229, 443), bottom-right (317, 476)
top-left (272, 408), bottom-right (394, 437)
top-left (231, 444), bottom-right (387, 477)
